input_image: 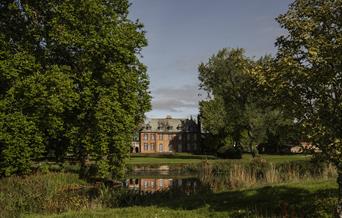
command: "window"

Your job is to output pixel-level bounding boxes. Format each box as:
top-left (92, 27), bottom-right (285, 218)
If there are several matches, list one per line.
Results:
top-left (144, 133), bottom-right (148, 141)
top-left (194, 143), bottom-right (197, 151)
top-left (144, 143), bottom-right (148, 150)
top-left (168, 134), bottom-right (173, 140)
top-left (159, 133), bottom-right (163, 140)
top-left (187, 143), bottom-right (190, 151)
top-left (151, 143), bottom-right (155, 151)
top-left (159, 143), bottom-right (163, 152)
top-left (159, 179), bottom-right (164, 187)
top-left (151, 134), bottom-right (155, 140)
top-left (178, 134), bottom-right (182, 140)
top-left (149, 144), bottom-right (153, 151)
top-left (194, 134), bottom-right (197, 141)
top-left (187, 134), bottom-right (191, 141)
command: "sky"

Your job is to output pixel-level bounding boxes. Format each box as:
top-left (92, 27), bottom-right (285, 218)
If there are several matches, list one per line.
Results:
top-left (129, 0), bottom-right (293, 119)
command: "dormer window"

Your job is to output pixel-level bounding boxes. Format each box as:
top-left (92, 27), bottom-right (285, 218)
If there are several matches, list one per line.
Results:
top-left (176, 125), bottom-right (181, 130)
top-left (167, 126), bottom-right (173, 131)
top-left (146, 124), bottom-right (151, 130)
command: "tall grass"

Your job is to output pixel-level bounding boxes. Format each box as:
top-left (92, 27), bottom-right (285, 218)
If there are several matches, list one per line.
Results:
top-left (0, 173), bottom-right (91, 218)
top-left (199, 158), bottom-right (337, 191)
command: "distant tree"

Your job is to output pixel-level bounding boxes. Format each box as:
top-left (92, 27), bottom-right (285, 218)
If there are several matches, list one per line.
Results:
top-left (199, 96), bottom-right (230, 151)
top-left (198, 49), bottom-right (295, 155)
top-left (0, 0), bottom-right (151, 178)
top-left (199, 49), bottom-right (254, 150)
top-left (273, 0), bottom-right (342, 215)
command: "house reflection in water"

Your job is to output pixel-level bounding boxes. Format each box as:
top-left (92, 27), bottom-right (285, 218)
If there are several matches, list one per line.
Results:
top-left (125, 178), bottom-right (199, 195)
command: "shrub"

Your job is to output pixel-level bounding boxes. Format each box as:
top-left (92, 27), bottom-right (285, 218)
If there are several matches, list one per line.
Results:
top-left (0, 112), bottom-right (44, 177)
top-left (217, 146), bottom-right (242, 159)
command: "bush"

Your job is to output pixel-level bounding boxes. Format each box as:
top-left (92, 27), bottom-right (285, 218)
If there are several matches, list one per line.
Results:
top-left (216, 146), bottom-right (242, 159)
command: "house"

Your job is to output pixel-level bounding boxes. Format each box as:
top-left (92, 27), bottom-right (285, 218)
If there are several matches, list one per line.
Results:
top-left (137, 115), bottom-right (200, 153)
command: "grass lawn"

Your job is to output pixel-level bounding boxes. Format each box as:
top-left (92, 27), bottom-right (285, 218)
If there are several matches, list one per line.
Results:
top-left (127, 153), bottom-right (312, 165)
top-left (24, 179), bottom-right (338, 218)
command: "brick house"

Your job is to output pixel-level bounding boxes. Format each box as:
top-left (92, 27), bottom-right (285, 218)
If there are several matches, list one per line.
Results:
top-left (138, 116), bottom-right (200, 153)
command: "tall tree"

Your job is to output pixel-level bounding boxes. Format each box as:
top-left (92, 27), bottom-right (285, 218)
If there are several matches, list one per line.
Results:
top-left (274, 0), bottom-right (342, 215)
top-left (0, 0), bottom-right (151, 178)
top-left (199, 48), bottom-right (254, 149)
top-left (199, 49), bottom-right (294, 154)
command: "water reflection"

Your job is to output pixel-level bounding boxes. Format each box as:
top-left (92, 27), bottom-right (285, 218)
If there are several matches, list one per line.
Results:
top-left (125, 177), bottom-right (200, 195)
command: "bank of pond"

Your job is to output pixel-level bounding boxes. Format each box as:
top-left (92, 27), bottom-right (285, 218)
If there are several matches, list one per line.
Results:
top-left (0, 158), bottom-right (339, 218)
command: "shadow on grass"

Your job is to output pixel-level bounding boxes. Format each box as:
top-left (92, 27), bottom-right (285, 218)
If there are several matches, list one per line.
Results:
top-left (116, 184), bottom-right (338, 217)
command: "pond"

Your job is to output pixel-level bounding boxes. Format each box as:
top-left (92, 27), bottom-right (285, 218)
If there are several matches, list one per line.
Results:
top-left (124, 177), bottom-right (202, 195)
top-left (123, 161), bottom-right (337, 195)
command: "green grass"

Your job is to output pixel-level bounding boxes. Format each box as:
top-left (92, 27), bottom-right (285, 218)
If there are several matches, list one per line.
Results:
top-left (127, 153), bottom-right (311, 165)
top-left (24, 179), bottom-right (338, 218)
top-left (24, 206), bottom-right (226, 218)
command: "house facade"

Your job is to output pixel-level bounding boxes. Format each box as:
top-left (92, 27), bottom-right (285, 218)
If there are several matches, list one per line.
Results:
top-left (138, 116), bottom-right (200, 153)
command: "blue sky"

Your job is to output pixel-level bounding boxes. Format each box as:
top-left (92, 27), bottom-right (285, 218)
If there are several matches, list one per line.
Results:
top-left (129, 0), bottom-right (292, 118)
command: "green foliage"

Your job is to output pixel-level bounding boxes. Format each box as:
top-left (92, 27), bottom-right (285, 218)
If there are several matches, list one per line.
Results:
top-left (273, 0), bottom-right (342, 212)
top-left (198, 49), bottom-right (296, 153)
top-left (0, 0), bottom-right (151, 177)
top-left (0, 112), bottom-right (43, 176)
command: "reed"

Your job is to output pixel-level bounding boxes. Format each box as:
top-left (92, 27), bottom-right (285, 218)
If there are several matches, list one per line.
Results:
top-left (199, 157), bottom-right (337, 191)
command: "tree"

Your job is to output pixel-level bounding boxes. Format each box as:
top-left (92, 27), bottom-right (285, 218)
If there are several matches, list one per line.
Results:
top-left (0, 0), bottom-right (151, 178)
top-left (199, 48), bottom-right (255, 150)
top-left (199, 49), bottom-right (294, 154)
top-left (273, 0), bottom-right (342, 215)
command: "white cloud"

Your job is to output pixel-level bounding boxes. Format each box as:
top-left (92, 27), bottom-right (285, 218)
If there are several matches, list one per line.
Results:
top-left (151, 84), bottom-right (206, 113)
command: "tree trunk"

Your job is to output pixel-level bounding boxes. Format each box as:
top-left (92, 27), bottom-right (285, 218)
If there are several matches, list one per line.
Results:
top-left (336, 172), bottom-right (342, 218)
top-left (247, 130), bottom-right (255, 157)
top-left (79, 146), bottom-right (90, 179)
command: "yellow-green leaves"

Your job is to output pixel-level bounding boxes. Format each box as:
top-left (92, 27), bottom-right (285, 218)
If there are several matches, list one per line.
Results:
top-left (275, 0), bottom-right (342, 178)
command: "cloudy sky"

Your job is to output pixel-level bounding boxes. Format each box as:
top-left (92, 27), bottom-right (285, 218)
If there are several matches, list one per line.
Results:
top-left (129, 0), bottom-right (293, 118)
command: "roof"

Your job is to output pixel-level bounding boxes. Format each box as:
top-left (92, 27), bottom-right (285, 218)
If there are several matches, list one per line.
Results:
top-left (141, 116), bottom-right (199, 132)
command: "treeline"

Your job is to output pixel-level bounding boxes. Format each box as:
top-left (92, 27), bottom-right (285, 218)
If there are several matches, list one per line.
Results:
top-left (199, 0), bottom-right (341, 214)
top-left (0, 0), bottom-right (151, 178)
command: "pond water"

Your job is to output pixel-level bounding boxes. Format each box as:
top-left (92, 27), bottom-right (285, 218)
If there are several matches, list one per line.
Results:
top-left (124, 177), bottom-right (202, 195)
top-left (122, 163), bottom-right (336, 195)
